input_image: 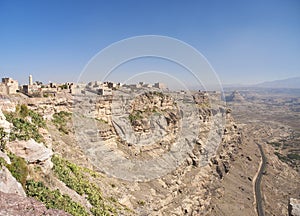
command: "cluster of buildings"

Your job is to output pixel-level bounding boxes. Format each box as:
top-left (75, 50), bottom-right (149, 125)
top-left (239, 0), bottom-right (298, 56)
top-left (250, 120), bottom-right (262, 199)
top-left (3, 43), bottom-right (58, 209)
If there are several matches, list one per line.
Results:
top-left (70, 81), bottom-right (166, 96)
top-left (0, 75), bottom-right (167, 97)
top-left (71, 81), bottom-right (118, 96)
top-left (122, 82), bottom-right (166, 89)
top-left (0, 75), bottom-right (72, 97)
top-left (21, 75), bottom-right (73, 97)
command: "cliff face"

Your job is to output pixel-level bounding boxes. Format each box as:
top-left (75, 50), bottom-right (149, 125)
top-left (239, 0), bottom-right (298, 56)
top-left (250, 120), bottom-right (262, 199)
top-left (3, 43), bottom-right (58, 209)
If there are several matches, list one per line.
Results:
top-left (226, 90), bottom-right (245, 102)
top-left (0, 90), bottom-right (243, 215)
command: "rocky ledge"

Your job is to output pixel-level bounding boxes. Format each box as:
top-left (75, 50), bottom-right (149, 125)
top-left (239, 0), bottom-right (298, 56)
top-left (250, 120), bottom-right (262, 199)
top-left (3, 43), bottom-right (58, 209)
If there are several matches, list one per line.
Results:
top-left (0, 191), bottom-right (71, 216)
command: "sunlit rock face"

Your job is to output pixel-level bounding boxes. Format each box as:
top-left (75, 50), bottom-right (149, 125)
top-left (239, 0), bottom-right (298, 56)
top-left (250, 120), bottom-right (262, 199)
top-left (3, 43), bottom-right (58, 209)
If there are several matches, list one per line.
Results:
top-left (7, 139), bottom-right (53, 174)
top-left (0, 108), bottom-right (11, 133)
top-left (0, 166), bottom-right (26, 196)
top-left (290, 198), bottom-right (300, 216)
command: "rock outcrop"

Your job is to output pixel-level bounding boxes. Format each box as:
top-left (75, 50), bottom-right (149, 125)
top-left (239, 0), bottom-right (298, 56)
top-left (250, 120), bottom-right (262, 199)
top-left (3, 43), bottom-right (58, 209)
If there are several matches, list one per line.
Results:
top-left (7, 139), bottom-right (53, 173)
top-left (7, 139), bottom-right (53, 163)
top-left (0, 191), bottom-right (71, 216)
top-left (0, 107), bottom-right (11, 133)
top-left (0, 151), bottom-right (11, 164)
top-left (0, 166), bottom-right (26, 196)
top-left (289, 198), bottom-right (300, 216)
top-left (226, 90), bottom-right (245, 102)
top-left (211, 109), bottom-right (241, 179)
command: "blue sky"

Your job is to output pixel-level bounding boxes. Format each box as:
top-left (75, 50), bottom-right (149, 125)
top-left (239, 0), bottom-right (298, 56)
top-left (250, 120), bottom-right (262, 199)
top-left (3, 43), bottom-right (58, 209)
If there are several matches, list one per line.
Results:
top-left (0, 0), bottom-right (299, 85)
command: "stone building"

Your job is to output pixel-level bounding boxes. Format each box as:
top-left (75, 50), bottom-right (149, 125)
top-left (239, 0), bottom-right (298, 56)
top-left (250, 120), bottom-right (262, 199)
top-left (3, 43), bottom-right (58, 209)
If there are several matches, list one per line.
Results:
top-left (70, 83), bottom-right (86, 95)
top-left (20, 75), bottom-right (42, 97)
top-left (0, 78), bottom-right (19, 95)
top-left (153, 82), bottom-right (166, 89)
top-left (22, 84), bottom-right (42, 97)
top-left (98, 87), bottom-right (112, 96)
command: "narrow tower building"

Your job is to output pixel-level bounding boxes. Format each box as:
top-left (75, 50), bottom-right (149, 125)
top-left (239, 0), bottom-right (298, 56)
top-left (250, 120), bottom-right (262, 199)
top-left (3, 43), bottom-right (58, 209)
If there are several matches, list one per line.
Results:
top-left (29, 75), bottom-right (33, 85)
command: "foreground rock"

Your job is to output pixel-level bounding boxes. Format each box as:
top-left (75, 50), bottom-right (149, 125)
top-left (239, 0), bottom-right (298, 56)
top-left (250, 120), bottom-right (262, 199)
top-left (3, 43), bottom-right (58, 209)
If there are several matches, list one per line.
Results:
top-left (0, 107), bottom-right (11, 133)
top-left (0, 191), bottom-right (71, 216)
top-left (7, 139), bottom-right (53, 173)
top-left (0, 166), bottom-right (26, 196)
top-left (0, 151), bottom-right (11, 164)
top-left (290, 198), bottom-right (300, 216)
top-left (7, 139), bottom-right (52, 163)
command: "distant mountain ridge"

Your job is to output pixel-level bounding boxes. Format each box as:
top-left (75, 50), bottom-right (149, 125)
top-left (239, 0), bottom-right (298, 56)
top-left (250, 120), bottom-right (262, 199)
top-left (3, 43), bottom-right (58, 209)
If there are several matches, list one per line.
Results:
top-left (253, 77), bottom-right (300, 89)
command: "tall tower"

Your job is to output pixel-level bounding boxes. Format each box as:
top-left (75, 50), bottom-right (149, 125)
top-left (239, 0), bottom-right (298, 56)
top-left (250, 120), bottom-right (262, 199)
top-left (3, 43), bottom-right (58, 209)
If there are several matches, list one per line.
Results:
top-left (29, 75), bottom-right (33, 85)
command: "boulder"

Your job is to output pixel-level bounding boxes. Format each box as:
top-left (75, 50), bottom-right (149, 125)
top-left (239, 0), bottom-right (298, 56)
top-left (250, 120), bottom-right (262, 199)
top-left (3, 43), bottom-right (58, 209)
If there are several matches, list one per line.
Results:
top-left (7, 139), bottom-right (53, 164)
top-left (0, 166), bottom-right (26, 197)
top-left (7, 139), bottom-right (53, 174)
top-left (289, 198), bottom-right (300, 216)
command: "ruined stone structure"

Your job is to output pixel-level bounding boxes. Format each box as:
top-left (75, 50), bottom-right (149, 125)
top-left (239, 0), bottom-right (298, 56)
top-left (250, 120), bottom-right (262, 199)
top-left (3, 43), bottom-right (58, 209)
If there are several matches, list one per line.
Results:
top-left (0, 78), bottom-right (19, 95)
top-left (153, 82), bottom-right (166, 89)
top-left (71, 81), bottom-right (117, 96)
top-left (22, 84), bottom-right (42, 96)
top-left (70, 83), bottom-right (85, 95)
